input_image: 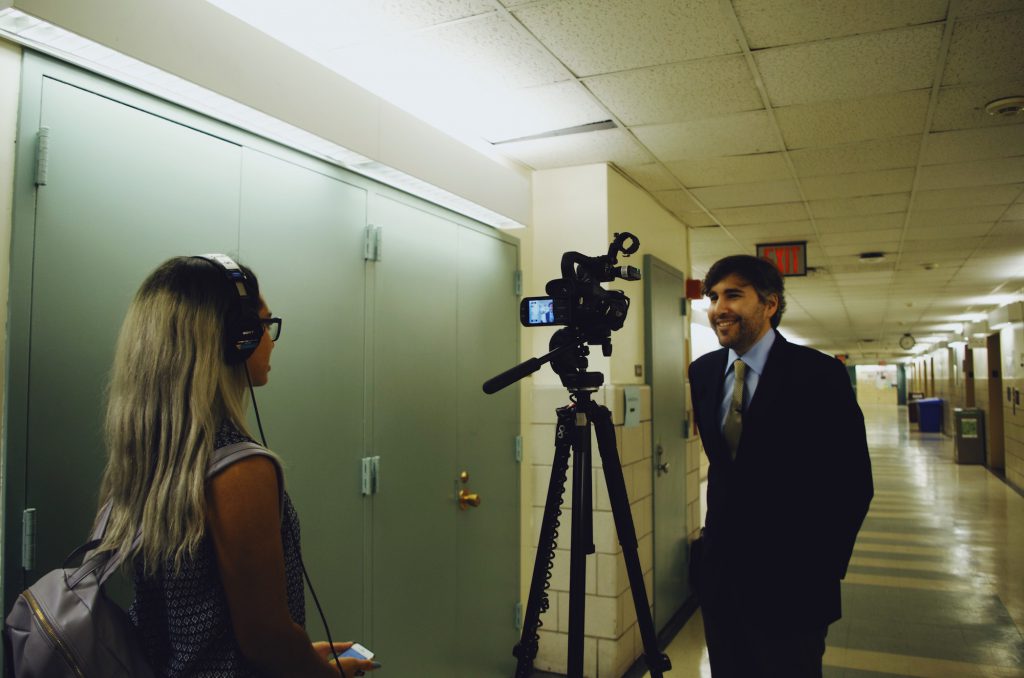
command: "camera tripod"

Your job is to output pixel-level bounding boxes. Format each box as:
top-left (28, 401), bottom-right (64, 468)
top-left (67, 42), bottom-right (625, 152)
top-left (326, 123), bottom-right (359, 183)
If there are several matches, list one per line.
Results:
top-left (512, 371), bottom-right (671, 678)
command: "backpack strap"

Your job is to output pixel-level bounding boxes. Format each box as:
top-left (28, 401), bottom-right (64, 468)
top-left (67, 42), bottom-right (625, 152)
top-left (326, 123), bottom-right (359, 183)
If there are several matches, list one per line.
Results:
top-left (80, 441), bottom-right (284, 587)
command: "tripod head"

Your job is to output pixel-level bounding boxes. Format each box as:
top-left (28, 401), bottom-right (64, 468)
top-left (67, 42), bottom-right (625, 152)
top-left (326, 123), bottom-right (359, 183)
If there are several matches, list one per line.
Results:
top-left (483, 233), bottom-right (640, 395)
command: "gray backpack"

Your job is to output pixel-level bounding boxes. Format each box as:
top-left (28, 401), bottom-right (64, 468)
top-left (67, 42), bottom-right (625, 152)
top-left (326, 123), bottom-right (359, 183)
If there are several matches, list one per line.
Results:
top-left (5, 442), bottom-right (274, 677)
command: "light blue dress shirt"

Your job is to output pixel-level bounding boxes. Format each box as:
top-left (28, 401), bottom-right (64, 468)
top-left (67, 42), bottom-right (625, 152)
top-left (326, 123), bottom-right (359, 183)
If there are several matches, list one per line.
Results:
top-left (718, 328), bottom-right (776, 433)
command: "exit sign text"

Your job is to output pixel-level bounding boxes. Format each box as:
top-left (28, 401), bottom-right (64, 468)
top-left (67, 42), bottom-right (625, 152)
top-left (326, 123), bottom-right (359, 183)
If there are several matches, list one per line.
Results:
top-left (757, 241), bottom-right (807, 276)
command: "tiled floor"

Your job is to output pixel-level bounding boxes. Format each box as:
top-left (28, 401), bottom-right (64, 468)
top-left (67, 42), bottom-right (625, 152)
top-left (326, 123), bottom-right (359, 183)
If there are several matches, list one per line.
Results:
top-left (645, 403), bottom-right (1024, 678)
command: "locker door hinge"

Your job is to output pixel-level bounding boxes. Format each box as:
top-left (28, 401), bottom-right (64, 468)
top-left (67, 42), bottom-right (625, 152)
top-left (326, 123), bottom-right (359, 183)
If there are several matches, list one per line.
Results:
top-left (35, 127), bottom-right (50, 186)
top-left (513, 270), bottom-right (522, 296)
top-left (514, 435), bottom-right (523, 464)
top-left (514, 602), bottom-right (523, 630)
top-left (22, 508), bottom-right (37, 571)
top-left (364, 225), bottom-right (382, 261)
top-left (681, 297), bottom-right (687, 316)
top-left (361, 456), bottom-right (381, 495)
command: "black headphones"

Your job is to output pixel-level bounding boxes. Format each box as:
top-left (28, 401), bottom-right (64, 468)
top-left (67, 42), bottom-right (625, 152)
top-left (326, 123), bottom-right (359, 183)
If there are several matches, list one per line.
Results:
top-left (194, 253), bottom-right (263, 365)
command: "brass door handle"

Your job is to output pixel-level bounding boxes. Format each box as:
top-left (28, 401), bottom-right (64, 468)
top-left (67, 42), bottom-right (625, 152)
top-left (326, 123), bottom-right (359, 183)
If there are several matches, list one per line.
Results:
top-left (459, 488), bottom-right (481, 510)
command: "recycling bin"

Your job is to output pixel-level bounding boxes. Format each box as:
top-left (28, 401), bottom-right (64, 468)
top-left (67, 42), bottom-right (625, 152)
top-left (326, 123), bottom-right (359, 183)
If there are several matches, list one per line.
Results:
top-left (916, 398), bottom-right (943, 433)
top-left (953, 408), bottom-right (986, 464)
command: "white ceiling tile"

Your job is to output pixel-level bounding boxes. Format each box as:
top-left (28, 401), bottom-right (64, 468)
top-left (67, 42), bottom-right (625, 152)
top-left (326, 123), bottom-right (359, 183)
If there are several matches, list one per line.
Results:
top-left (942, 10), bottom-right (1024, 86)
top-left (916, 157), bottom-right (1024, 189)
top-left (691, 179), bottom-right (803, 208)
top-left (922, 125), bottom-right (1024, 165)
top-left (666, 152), bottom-right (792, 186)
top-left (905, 222), bottom-right (994, 239)
top-left (732, 0), bottom-right (948, 48)
top-left (815, 213), bottom-right (907, 232)
top-left (958, 0), bottom-right (1024, 17)
top-left (620, 163), bottom-right (679, 192)
top-left (789, 136), bottom-right (921, 177)
top-left (820, 229), bottom-right (904, 246)
top-left (497, 128), bottom-right (651, 168)
top-left (633, 110), bottom-right (782, 160)
top-left (512, 0), bottom-right (739, 76)
top-left (1004, 203), bottom-right (1024, 220)
top-left (679, 210), bottom-right (718, 226)
top-left (728, 221), bottom-right (817, 240)
top-left (653, 189), bottom-right (704, 213)
top-left (912, 184), bottom-right (1023, 210)
top-left (689, 225), bottom-right (738, 245)
top-left (931, 80), bottom-right (1024, 131)
top-left (714, 202), bottom-right (809, 225)
top-left (909, 206), bottom-right (1006, 228)
top-left (907, 237), bottom-right (990, 252)
top-left (810, 193), bottom-right (911, 218)
top-left (801, 169), bottom-right (916, 200)
top-left (584, 55), bottom-right (762, 126)
top-left (775, 90), bottom-right (930, 149)
top-left (754, 25), bottom-right (943, 107)
top-left (989, 219), bottom-right (1024, 236)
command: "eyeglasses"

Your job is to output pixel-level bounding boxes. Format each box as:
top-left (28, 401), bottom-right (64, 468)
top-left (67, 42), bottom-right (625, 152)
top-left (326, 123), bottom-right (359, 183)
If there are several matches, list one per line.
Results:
top-left (261, 317), bottom-right (282, 342)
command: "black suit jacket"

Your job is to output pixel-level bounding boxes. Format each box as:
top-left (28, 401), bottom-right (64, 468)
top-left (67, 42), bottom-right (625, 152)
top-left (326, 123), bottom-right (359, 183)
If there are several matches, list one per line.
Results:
top-left (689, 331), bottom-right (873, 627)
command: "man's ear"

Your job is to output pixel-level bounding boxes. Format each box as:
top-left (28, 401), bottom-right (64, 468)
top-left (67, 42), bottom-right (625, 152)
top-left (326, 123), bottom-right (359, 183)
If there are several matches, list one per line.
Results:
top-left (765, 293), bottom-right (780, 317)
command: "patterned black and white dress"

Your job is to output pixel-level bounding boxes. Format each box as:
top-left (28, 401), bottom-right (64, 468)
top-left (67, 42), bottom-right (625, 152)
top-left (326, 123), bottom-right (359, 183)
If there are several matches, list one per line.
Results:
top-left (129, 423), bottom-right (305, 677)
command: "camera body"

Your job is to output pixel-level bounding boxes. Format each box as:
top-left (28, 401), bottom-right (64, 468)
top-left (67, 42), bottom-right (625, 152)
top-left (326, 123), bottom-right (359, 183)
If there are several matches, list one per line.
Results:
top-left (482, 233), bottom-right (641, 395)
top-left (518, 233), bottom-right (640, 350)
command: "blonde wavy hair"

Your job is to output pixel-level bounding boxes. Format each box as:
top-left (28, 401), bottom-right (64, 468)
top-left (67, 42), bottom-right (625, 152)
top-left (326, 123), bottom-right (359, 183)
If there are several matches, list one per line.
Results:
top-left (95, 256), bottom-right (261, 575)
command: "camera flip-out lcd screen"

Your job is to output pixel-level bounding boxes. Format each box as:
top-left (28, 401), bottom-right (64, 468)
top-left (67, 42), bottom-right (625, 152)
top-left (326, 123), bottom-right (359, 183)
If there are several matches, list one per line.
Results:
top-left (520, 296), bottom-right (568, 326)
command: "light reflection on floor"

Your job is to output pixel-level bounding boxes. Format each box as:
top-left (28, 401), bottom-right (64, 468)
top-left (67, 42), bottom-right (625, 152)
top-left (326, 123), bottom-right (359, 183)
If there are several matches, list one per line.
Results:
top-left (644, 403), bottom-right (1024, 678)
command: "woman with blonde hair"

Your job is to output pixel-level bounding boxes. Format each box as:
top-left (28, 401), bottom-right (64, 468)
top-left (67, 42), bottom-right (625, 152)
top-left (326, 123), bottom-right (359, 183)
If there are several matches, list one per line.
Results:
top-left (93, 255), bottom-right (375, 678)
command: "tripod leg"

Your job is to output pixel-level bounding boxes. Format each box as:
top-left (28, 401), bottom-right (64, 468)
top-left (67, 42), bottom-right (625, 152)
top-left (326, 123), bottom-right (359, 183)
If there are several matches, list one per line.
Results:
top-left (567, 409), bottom-right (591, 678)
top-left (513, 406), bottom-right (574, 678)
top-left (590, 403), bottom-right (672, 677)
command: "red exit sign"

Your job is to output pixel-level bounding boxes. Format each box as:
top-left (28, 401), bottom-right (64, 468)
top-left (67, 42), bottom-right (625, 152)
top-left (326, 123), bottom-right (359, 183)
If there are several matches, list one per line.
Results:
top-left (757, 241), bottom-right (807, 276)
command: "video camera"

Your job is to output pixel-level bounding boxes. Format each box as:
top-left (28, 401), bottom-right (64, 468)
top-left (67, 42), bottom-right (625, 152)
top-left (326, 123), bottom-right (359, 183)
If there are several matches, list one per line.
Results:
top-left (483, 232), bottom-right (641, 393)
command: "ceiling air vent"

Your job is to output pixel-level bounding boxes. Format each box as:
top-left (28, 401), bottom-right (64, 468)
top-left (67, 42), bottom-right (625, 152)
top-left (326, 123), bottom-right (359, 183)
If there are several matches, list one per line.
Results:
top-left (491, 120), bottom-right (617, 145)
top-left (858, 251), bottom-right (886, 264)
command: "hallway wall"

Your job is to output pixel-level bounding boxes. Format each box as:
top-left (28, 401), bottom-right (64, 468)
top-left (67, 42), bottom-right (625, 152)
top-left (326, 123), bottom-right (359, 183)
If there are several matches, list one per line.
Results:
top-left (997, 305), bottom-right (1024, 492)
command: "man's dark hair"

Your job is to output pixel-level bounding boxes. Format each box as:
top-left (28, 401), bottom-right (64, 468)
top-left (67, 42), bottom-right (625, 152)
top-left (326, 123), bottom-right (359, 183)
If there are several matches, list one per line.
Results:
top-left (702, 255), bottom-right (787, 328)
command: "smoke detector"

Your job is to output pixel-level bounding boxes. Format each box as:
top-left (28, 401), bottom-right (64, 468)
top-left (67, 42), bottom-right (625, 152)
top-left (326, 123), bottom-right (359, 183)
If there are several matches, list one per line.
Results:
top-left (984, 96), bottom-right (1024, 117)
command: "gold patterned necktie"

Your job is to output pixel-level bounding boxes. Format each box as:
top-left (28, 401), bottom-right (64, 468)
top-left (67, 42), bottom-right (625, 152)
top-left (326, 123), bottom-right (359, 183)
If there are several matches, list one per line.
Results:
top-left (723, 359), bottom-right (746, 460)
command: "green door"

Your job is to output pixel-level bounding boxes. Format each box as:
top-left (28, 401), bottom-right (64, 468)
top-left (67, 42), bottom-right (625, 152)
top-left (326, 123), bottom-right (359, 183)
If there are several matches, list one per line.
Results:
top-left (236, 147), bottom-right (369, 639)
top-left (455, 226), bottom-right (520, 677)
top-left (6, 74), bottom-right (241, 603)
top-left (644, 255), bottom-right (690, 632)
top-left (368, 195), bottom-right (459, 674)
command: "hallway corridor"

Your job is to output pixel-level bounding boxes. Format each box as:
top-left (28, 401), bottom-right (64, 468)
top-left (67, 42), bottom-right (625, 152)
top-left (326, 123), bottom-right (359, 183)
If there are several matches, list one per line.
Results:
top-left (653, 403), bottom-right (1024, 678)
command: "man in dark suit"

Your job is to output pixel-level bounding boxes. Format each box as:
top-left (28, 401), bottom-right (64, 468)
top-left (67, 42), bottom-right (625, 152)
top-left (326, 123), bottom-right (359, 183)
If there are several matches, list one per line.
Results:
top-left (689, 255), bottom-right (873, 677)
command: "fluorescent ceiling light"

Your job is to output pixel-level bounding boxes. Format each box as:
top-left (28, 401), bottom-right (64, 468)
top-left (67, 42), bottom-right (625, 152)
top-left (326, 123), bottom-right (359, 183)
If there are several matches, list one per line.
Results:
top-left (0, 8), bottom-right (526, 230)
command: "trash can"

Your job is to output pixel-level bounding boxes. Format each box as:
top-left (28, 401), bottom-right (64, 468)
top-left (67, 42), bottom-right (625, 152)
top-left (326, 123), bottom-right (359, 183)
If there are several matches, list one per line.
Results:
top-left (916, 398), bottom-right (943, 433)
top-left (907, 392), bottom-right (925, 425)
top-left (954, 408), bottom-right (986, 464)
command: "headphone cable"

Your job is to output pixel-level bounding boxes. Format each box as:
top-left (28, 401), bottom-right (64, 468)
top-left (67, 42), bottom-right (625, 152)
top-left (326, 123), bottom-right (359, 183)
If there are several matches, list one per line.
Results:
top-left (246, 369), bottom-right (349, 677)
